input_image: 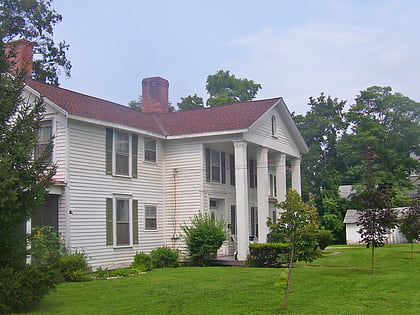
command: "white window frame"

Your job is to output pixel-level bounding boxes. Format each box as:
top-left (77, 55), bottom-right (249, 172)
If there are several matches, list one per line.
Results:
top-left (207, 148), bottom-right (225, 184)
top-left (113, 130), bottom-right (132, 177)
top-left (144, 137), bottom-right (157, 162)
top-left (113, 196), bottom-right (132, 247)
top-left (144, 205), bottom-right (158, 231)
top-left (35, 119), bottom-right (53, 161)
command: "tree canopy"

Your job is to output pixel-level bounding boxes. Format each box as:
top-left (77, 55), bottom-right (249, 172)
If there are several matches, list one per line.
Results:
top-left (177, 93), bottom-right (204, 111)
top-left (0, 0), bottom-right (71, 85)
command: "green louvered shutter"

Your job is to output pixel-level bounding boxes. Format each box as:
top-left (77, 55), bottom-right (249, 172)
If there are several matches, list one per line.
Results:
top-left (106, 198), bottom-right (113, 245)
top-left (105, 128), bottom-right (113, 175)
top-left (205, 148), bottom-right (211, 182)
top-left (132, 200), bottom-right (139, 244)
top-left (221, 152), bottom-right (226, 184)
top-left (132, 135), bottom-right (138, 178)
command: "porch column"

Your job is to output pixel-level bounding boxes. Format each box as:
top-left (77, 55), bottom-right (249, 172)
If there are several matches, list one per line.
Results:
top-left (291, 158), bottom-right (302, 195)
top-left (257, 147), bottom-right (269, 243)
top-left (276, 153), bottom-right (287, 202)
top-left (233, 140), bottom-right (249, 261)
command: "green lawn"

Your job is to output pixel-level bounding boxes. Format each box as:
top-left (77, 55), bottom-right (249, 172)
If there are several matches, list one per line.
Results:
top-left (21, 244), bottom-right (419, 314)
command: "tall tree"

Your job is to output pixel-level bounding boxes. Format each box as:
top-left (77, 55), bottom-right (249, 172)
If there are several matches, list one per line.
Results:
top-left (355, 147), bottom-right (398, 274)
top-left (273, 189), bottom-right (320, 310)
top-left (177, 93), bottom-right (204, 111)
top-left (294, 94), bottom-right (348, 241)
top-left (128, 95), bottom-right (142, 111)
top-left (339, 86), bottom-right (420, 205)
top-left (205, 70), bottom-right (261, 106)
top-left (0, 0), bottom-right (71, 85)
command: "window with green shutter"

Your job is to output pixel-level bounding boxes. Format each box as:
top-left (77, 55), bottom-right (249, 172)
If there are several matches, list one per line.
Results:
top-left (106, 197), bottom-right (139, 246)
top-left (105, 128), bottom-right (138, 177)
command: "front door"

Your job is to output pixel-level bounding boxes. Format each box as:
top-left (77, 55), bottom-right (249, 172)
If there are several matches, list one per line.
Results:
top-left (209, 198), bottom-right (229, 256)
top-left (32, 195), bottom-right (59, 231)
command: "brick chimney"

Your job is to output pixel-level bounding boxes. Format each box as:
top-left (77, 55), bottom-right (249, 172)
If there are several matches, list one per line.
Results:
top-left (5, 39), bottom-right (34, 78)
top-left (142, 77), bottom-right (169, 113)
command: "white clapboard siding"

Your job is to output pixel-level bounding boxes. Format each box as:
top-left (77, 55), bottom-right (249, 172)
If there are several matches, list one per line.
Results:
top-left (67, 120), bottom-right (165, 269)
top-left (163, 139), bottom-right (203, 252)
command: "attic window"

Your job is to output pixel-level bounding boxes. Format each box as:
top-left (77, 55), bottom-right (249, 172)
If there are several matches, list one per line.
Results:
top-left (271, 115), bottom-right (277, 137)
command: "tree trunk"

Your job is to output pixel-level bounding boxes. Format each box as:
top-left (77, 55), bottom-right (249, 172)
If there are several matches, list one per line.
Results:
top-left (371, 246), bottom-right (375, 274)
top-left (281, 241), bottom-right (295, 310)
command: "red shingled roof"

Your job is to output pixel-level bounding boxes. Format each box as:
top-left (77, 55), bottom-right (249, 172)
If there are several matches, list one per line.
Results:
top-left (26, 79), bottom-right (280, 136)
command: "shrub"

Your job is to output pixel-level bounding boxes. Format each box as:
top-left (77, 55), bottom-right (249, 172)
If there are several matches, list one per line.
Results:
top-left (151, 247), bottom-right (179, 268)
top-left (313, 230), bottom-right (334, 250)
top-left (110, 268), bottom-right (132, 277)
top-left (181, 212), bottom-right (228, 266)
top-left (60, 252), bottom-right (90, 282)
top-left (0, 264), bottom-right (59, 314)
top-left (247, 243), bottom-right (290, 267)
top-left (132, 252), bottom-right (152, 271)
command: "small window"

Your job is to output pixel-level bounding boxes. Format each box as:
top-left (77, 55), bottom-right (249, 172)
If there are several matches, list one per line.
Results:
top-left (271, 115), bottom-right (277, 137)
top-left (35, 120), bottom-right (53, 161)
top-left (115, 131), bottom-right (130, 175)
top-left (270, 174), bottom-right (277, 197)
top-left (144, 138), bottom-right (156, 162)
top-left (145, 205), bottom-right (157, 230)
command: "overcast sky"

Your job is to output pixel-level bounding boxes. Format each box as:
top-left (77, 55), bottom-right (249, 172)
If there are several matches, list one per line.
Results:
top-left (52, 0), bottom-right (420, 114)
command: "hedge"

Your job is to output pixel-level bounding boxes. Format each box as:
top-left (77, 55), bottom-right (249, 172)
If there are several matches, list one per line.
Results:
top-left (247, 243), bottom-right (290, 268)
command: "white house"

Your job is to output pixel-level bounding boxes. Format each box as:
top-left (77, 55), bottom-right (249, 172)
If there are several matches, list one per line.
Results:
top-left (343, 209), bottom-right (408, 245)
top-left (12, 40), bottom-right (307, 269)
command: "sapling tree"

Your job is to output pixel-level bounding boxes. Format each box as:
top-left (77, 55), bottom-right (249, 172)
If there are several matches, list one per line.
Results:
top-left (399, 198), bottom-right (420, 259)
top-left (275, 189), bottom-right (320, 310)
top-left (355, 147), bottom-right (398, 274)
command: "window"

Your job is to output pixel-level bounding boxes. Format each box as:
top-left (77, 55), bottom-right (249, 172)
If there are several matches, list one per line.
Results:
top-left (271, 115), bottom-right (277, 137)
top-left (205, 148), bottom-right (226, 183)
top-left (271, 210), bottom-right (277, 223)
top-left (144, 138), bottom-right (156, 162)
top-left (230, 206), bottom-right (236, 235)
top-left (250, 207), bottom-right (258, 237)
top-left (145, 205), bottom-right (157, 230)
top-left (249, 159), bottom-right (257, 188)
top-left (270, 174), bottom-right (277, 197)
top-left (35, 120), bottom-right (52, 160)
top-left (106, 197), bottom-right (138, 246)
top-left (230, 154), bottom-right (235, 185)
top-left (115, 131), bottom-right (129, 175)
top-left (105, 128), bottom-right (138, 177)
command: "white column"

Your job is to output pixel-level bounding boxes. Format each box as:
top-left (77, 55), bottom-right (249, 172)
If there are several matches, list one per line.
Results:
top-left (233, 140), bottom-right (249, 261)
top-left (257, 147), bottom-right (269, 243)
top-left (291, 158), bottom-right (302, 195)
top-left (276, 153), bottom-right (287, 202)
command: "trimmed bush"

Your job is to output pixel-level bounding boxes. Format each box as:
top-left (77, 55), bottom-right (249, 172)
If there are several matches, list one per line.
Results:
top-left (151, 247), bottom-right (179, 268)
top-left (314, 230), bottom-right (334, 250)
top-left (247, 243), bottom-right (290, 267)
top-left (132, 252), bottom-right (152, 271)
top-left (60, 253), bottom-right (89, 282)
top-left (182, 212), bottom-right (228, 266)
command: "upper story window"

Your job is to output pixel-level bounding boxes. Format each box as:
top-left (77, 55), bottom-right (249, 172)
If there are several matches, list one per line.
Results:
top-left (249, 159), bottom-right (257, 188)
top-left (35, 120), bottom-right (53, 161)
top-left (106, 128), bottom-right (138, 178)
top-left (271, 115), bottom-right (277, 137)
top-left (144, 138), bottom-right (156, 162)
top-left (205, 148), bottom-right (226, 184)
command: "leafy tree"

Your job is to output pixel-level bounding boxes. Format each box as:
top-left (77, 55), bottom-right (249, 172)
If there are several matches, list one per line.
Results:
top-left (0, 0), bottom-right (71, 85)
top-left (399, 198), bottom-right (420, 259)
top-left (206, 70), bottom-right (261, 106)
top-left (272, 189), bottom-right (321, 310)
top-left (181, 212), bottom-right (228, 266)
top-left (177, 93), bottom-right (203, 111)
top-left (339, 86), bottom-right (420, 205)
top-left (294, 94), bottom-right (348, 241)
top-left (128, 95), bottom-right (142, 111)
top-left (355, 147), bottom-right (398, 274)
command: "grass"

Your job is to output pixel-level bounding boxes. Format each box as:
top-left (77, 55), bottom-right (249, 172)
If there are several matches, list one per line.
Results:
top-left (21, 244), bottom-right (419, 315)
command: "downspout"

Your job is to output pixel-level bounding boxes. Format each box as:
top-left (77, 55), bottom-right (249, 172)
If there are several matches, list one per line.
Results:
top-left (171, 168), bottom-right (179, 247)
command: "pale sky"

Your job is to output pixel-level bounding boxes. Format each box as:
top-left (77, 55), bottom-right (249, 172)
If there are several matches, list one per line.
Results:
top-left (52, 0), bottom-right (420, 114)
